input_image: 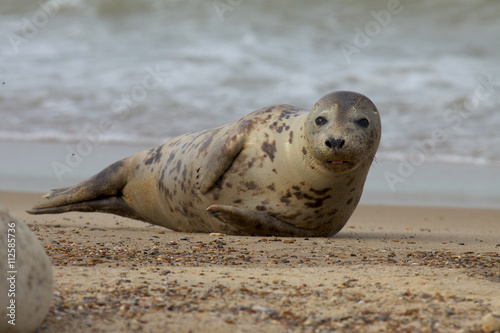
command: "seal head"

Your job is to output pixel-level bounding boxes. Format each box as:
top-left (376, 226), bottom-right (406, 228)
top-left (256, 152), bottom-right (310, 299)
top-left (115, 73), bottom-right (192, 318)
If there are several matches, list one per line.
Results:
top-left (304, 91), bottom-right (381, 175)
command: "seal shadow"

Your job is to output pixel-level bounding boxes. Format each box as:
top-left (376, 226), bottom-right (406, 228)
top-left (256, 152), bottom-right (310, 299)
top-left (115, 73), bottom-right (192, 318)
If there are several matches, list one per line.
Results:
top-left (334, 230), bottom-right (435, 242)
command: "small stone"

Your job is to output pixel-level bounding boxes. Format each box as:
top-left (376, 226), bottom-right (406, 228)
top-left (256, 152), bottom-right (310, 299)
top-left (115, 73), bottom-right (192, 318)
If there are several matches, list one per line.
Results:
top-left (482, 313), bottom-right (500, 332)
top-left (419, 292), bottom-right (432, 299)
top-left (210, 233), bottom-right (226, 236)
top-left (280, 296), bottom-right (291, 304)
top-left (251, 305), bottom-right (277, 315)
top-left (303, 316), bottom-right (315, 326)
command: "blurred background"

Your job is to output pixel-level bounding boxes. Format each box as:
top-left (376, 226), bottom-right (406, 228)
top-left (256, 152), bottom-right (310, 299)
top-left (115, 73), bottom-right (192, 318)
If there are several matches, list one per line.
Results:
top-left (1, 0), bottom-right (499, 208)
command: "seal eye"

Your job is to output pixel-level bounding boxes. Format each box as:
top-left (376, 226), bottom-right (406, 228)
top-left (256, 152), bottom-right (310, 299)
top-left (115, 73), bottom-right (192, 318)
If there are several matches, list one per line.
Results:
top-left (356, 118), bottom-right (369, 128)
top-left (315, 117), bottom-right (327, 126)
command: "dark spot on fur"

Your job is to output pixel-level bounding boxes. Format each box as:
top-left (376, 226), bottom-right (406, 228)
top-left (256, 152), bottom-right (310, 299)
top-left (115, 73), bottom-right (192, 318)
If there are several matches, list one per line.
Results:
top-left (245, 181), bottom-right (258, 190)
top-left (198, 133), bottom-right (215, 154)
top-left (159, 182), bottom-right (173, 200)
top-left (144, 145), bottom-right (163, 165)
top-left (167, 151), bottom-right (176, 164)
top-left (347, 197), bottom-right (354, 205)
top-left (292, 186), bottom-right (301, 191)
top-left (280, 191), bottom-right (293, 204)
top-left (256, 205), bottom-right (266, 211)
top-left (346, 176), bottom-right (356, 187)
top-left (267, 183), bottom-right (276, 191)
top-left (272, 168), bottom-right (277, 174)
top-left (288, 131), bottom-right (294, 144)
top-left (233, 199), bottom-right (242, 204)
top-left (293, 191), bottom-right (314, 200)
top-left (176, 160), bottom-right (182, 174)
top-left (309, 187), bottom-right (332, 196)
top-left (304, 195), bottom-right (332, 208)
top-left (261, 140), bottom-right (277, 162)
top-left (302, 147), bottom-right (307, 155)
top-left (277, 109), bottom-right (301, 122)
top-left (182, 166), bottom-right (187, 181)
top-left (248, 158), bottom-right (256, 169)
top-left (225, 182), bottom-right (233, 188)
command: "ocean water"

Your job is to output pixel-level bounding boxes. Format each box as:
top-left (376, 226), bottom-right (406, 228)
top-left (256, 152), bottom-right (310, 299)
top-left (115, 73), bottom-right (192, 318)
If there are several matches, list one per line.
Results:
top-left (1, 0), bottom-right (500, 204)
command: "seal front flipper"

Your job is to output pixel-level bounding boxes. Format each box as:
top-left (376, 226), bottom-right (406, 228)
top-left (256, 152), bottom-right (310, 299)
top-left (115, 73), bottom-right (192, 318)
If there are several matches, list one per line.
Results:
top-left (197, 129), bottom-right (247, 194)
top-left (27, 159), bottom-right (143, 220)
top-left (207, 205), bottom-right (314, 237)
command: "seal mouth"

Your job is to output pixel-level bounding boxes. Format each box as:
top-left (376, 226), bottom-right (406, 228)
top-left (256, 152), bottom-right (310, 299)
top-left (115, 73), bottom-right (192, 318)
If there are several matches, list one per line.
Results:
top-left (324, 160), bottom-right (355, 170)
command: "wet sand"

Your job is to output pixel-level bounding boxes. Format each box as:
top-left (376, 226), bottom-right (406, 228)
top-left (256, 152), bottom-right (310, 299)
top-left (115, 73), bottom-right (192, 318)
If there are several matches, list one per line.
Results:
top-left (3, 191), bottom-right (499, 332)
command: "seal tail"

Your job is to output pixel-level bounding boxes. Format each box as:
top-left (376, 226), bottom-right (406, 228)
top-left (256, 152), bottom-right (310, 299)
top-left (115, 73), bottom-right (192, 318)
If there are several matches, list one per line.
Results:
top-left (27, 159), bottom-right (143, 220)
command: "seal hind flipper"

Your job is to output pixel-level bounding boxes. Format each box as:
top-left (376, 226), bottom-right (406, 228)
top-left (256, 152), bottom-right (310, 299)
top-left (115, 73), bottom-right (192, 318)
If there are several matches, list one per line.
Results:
top-left (27, 159), bottom-right (141, 220)
top-left (206, 205), bottom-right (314, 237)
top-left (27, 196), bottom-right (143, 220)
top-left (197, 129), bottom-right (247, 194)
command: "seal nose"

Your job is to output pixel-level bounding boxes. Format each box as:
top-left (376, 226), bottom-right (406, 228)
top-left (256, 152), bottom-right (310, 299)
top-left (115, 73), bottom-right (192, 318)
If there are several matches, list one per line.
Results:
top-left (325, 137), bottom-right (345, 150)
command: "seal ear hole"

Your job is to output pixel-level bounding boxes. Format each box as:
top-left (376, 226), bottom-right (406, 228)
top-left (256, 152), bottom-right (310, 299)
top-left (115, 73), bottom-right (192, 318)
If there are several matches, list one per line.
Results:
top-left (356, 118), bottom-right (369, 128)
top-left (315, 117), bottom-right (328, 126)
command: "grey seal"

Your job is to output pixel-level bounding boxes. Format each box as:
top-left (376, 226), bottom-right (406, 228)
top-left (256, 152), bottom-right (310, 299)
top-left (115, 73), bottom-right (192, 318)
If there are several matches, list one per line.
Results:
top-left (28, 91), bottom-right (381, 237)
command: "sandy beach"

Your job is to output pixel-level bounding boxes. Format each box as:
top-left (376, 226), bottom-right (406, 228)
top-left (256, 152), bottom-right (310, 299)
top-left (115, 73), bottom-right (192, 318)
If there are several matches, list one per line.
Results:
top-left (1, 190), bottom-right (497, 332)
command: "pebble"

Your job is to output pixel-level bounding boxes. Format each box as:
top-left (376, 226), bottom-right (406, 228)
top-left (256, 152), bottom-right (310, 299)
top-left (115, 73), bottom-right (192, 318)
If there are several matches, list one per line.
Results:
top-left (303, 316), bottom-right (315, 326)
top-left (280, 296), bottom-right (291, 304)
top-left (210, 233), bottom-right (226, 236)
top-left (482, 313), bottom-right (500, 332)
top-left (251, 305), bottom-right (277, 315)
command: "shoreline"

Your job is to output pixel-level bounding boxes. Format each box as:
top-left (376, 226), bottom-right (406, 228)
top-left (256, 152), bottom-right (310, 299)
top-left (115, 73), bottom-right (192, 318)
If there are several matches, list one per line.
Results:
top-left (3, 190), bottom-right (499, 332)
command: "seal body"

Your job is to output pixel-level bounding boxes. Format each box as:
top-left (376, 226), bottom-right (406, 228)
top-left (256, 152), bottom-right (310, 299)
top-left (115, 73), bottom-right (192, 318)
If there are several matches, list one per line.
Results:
top-left (29, 91), bottom-right (381, 237)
